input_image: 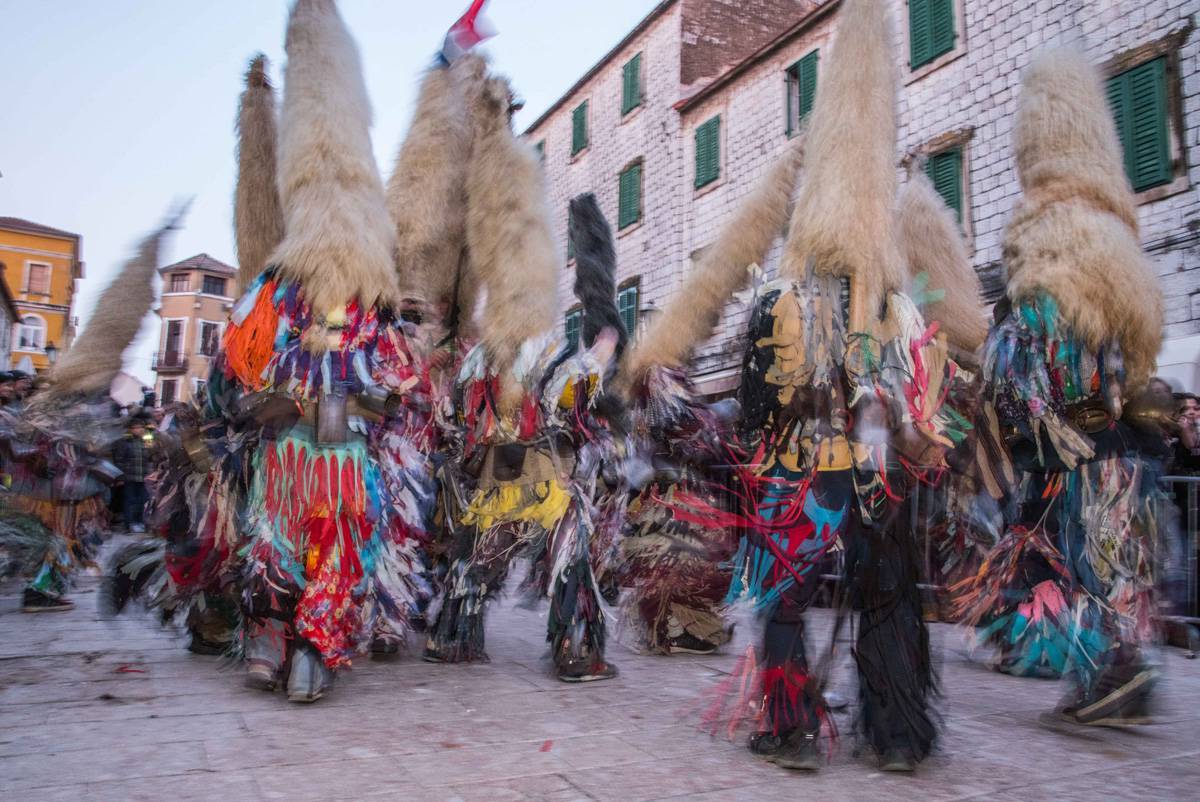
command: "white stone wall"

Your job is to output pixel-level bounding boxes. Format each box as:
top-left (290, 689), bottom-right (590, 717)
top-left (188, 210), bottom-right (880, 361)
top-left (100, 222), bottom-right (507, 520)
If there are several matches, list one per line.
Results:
top-left (527, 0), bottom-right (1200, 389)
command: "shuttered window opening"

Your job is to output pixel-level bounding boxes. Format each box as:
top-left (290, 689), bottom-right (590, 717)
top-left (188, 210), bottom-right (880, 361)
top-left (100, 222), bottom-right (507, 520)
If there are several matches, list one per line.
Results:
top-left (572, 101), bottom-right (589, 155)
top-left (694, 116), bottom-right (721, 189)
top-left (618, 163), bottom-right (643, 230)
top-left (565, 309), bottom-right (582, 351)
top-left (925, 147), bottom-right (963, 222)
top-left (622, 53), bottom-right (643, 115)
top-left (786, 50), bottom-right (819, 136)
top-left (618, 284), bottom-right (639, 338)
top-left (1106, 57), bottom-right (1172, 193)
top-left (909, 0), bottom-right (956, 70)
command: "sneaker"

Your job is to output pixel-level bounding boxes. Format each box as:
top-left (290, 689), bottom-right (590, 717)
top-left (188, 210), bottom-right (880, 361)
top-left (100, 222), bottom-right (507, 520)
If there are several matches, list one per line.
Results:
top-left (1060, 667), bottom-right (1157, 727)
top-left (749, 729), bottom-right (821, 770)
top-left (22, 589), bottom-right (74, 613)
top-left (244, 661), bottom-right (279, 692)
top-left (879, 747), bottom-right (917, 772)
top-left (667, 632), bottom-right (720, 655)
top-left (557, 658), bottom-right (619, 683)
top-left (749, 732), bottom-right (787, 762)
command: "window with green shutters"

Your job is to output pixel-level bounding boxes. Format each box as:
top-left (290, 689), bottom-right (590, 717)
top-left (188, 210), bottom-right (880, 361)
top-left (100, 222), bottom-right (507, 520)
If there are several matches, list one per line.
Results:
top-left (572, 101), bottom-right (589, 155)
top-left (618, 163), bottom-right (643, 230)
top-left (786, 50), bottom-right (819, 136)
top-left (908, 0), bottom-right (956, 71)
top-left (925, 147), bottom-right (963, 222)
top-left (622, 53), bottom-right (643, 115)
top-left (1106, 57), bottom-right (1172, 193)
top-left (565, 309), bottom-right (582, 351)
top-left (694, 116), bottom-right (721, 189)
top-left (618, 284), bottom-right (639, 338)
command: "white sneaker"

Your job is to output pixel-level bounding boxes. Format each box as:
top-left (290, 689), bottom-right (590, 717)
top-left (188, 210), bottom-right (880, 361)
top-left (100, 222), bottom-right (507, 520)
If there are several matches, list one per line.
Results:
top-left (130, 524), bottom-right (145, 533)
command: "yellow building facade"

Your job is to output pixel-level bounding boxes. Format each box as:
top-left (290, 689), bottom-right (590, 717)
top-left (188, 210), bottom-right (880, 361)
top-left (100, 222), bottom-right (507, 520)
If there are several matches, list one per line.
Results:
top-left (153, 254), bottom-right (236, 406)
top-left (0, 217), bottom-right (83, 374)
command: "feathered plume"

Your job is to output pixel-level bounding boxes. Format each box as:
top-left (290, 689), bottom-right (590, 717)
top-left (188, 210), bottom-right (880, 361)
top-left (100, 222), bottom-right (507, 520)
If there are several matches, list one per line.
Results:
top-left (387, 55), bottom-right (487, 322)
top-left (271, 0), bottom-right (398, 318)
top-left (620, 140), bottom-right (803, 381)
top-left (465, 74), bottom-right (559, 407)
top-left (897, 169), bottom-right (987, 355)
top-left (778, 0), bottom-right (902, 328)
top-left (569, 193), bottom-right (627, 357)
top-left (1004, 48), bottom-right (1162, 386)
top-left (234, 54), bottom-right (284, 297)
top-left (49, 209), bottom-right (185, 397)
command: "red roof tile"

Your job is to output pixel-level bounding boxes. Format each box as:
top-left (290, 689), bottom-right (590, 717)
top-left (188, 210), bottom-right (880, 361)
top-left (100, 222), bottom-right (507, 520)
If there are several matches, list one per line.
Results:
top-left (158, 253), bottom-right (237, 276)
top-left (0, 216), bottom-right (81, 241)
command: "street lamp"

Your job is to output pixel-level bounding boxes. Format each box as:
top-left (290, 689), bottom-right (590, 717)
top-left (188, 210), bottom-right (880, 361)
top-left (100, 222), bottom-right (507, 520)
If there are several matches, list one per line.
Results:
top-left (44, 342), bottom-right (58, 367)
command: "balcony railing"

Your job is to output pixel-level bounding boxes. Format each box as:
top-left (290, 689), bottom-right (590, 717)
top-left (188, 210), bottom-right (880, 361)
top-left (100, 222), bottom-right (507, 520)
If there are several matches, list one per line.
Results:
top-left (152, 351), bottom-right (188, 373)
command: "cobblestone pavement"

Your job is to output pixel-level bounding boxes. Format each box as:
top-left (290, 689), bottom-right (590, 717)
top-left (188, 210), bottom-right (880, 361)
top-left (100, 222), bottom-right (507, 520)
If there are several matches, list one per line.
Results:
top-left (1, 576), bottom-right (1198, 801)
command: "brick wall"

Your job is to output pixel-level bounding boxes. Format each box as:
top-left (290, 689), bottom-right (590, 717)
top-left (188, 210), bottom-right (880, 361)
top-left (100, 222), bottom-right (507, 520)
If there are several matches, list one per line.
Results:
top-left (527, 0), bottom-right (1200, 391)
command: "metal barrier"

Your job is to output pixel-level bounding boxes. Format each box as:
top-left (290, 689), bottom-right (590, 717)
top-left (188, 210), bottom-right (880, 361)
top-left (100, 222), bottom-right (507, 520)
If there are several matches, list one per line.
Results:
top-left (1158, 477), bottom-right (1200, 655)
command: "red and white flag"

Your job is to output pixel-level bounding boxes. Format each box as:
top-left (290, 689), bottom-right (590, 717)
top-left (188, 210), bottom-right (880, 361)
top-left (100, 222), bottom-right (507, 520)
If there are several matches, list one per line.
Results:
top-left (442, 0), bottom-right (497, 63)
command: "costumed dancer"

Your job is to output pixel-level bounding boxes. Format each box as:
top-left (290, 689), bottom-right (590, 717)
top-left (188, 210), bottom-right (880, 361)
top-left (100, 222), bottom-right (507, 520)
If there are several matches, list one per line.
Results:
top-left (894, 168), bottom-right (994, 607)
top-left (1, 214), bottom-right (181, 613)
top-left (720, 0), bottom-right (961, 771)
top-left (221, 0), bottom-right (434, 702)
top-left (423, 71), bottom-right (622, 683)
top-left (103, 55), bottom-right (286, 657)
top-left (615, 143), bottom-right (804, 655)
top-left (951, 50), bottom-right (1164, 722)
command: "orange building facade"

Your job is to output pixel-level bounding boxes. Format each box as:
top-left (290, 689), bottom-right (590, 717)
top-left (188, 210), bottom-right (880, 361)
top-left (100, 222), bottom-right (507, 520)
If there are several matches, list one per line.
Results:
top-left (0, 217), bottom-right (83, 374)
top-left (153, 254), bottom-right (236, 406)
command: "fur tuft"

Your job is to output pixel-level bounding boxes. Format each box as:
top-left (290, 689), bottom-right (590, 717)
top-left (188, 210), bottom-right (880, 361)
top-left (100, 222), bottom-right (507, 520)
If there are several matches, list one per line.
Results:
top-left (234, 54), bottom-right (285, 297)
top-left (897, 169), bottom-right (987, 354)
top-left (465, 74), bottom-right (559, 408)
top-left (621, 140), bottom-right (803, 381)
top-left (50, 215), bottom-right (181, 396)
top-left (778, 0), bottom-right (902, 328)
top-left (271, 0), bottom-right (399, 317)
top-left (569, 193), bottom-right (627, 357)
top-left (387, 54), bottom-right (487, 324)
top-left (1004, 48), bottom-right (1162, 386)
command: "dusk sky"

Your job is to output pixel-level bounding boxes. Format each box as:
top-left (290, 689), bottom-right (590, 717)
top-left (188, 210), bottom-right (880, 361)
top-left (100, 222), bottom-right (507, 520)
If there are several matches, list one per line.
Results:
top-left (0, 0), bottom-right (660, 385)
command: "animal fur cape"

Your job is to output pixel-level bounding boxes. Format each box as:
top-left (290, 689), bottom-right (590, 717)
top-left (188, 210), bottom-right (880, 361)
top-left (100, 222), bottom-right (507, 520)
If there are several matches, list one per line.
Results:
top-left (569, 192), bottom-right (627, 356)
top-left (234, 54), bottom-right (284, 297)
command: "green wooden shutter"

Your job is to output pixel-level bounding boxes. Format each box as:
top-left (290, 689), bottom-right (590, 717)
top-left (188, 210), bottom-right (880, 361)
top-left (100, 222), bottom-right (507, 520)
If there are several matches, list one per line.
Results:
top-left (572, 101), bottom-right (589, 155)
top-left (909, 0), bottom-right (955, 70)
top-left (622, 53), bottom-right (642, 115)
top-left (1107, 57), bottom-right (1171, 192)
top-left (695, 116), bottom-right (720, 189)
top-left (618, 285), bottom-right (639, 337)
top-left (565, 310), bottom-right (582, 351)
top-left (619, 163), bottom-right (642, 229)
top-left (925, 147), bottom-right (963, 222)
top-left (786, 51), bottom-right (819, 136)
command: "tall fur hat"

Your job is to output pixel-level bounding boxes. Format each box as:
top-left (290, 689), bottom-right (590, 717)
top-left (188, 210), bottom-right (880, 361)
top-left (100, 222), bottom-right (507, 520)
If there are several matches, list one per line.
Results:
top-left (621, 139), bottom-right (803, 382)
top-left (465, 73), bottom-right (559, 406)
top-left (387, 54), bottom-right (487, 323)
top-left (271, 0), bottom-right (399, 318)
top-left (233, 54), bottom-right (284, 297)
top-left (569, 192), bottom-right (627, 357)
top-left (1004, 48), bottom-right (1163, 386)
top-left (897, 168), bottom-right (987, 355)
top-left (49, 212), bottom-right (183, 397)
top-left (778, 0), bottom-right (902, 328)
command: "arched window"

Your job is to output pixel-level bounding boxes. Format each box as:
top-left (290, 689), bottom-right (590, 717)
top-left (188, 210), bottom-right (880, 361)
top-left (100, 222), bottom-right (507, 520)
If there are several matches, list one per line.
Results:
top-left (15, 315), bottom-right (46, 352)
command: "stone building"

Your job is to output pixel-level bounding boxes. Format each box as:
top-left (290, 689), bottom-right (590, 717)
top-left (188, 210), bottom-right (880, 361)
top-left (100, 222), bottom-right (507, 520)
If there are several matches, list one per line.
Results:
top-left (524, 0), bottom-right (1200, 393)
top-left (152, 253), bottom-right (235, 406)
top-left (0, 217), bottom-right (83, 375)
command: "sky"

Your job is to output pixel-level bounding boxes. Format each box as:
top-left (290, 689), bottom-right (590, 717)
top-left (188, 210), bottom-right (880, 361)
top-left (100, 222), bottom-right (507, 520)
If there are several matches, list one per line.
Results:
top-left (0, 0), bottom-right (661, 386)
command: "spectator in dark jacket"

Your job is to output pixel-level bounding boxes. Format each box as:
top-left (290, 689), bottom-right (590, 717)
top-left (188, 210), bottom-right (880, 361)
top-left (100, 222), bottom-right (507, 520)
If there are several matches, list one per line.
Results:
top-left (113, 415), bottom-right (153, 532)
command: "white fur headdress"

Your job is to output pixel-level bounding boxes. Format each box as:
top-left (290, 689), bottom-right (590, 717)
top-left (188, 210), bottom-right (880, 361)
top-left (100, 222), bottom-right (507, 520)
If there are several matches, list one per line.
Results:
top-left (1003, 48), bottom-right (1163, 386)
top-left (271, 0), bottom-right (399, 318)
top-left (234, 54), bottom-right (284, 297)
top-left (778, 0), bottom-right (902, 329)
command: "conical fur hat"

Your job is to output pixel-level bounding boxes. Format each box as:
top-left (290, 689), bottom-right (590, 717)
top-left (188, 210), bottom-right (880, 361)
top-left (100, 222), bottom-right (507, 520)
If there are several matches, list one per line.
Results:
top-left (569, 192), bottom-right (627, 357)
top-left (234, 54), bottom-right (284, 297)
top-left (271, 0), bottom-right (398, 318)
top-left (49, 213), bottom-right (182, 397)
top-left (621, 139), bottom-right (803, 382)
top-left (465, 74), bottom-right (558, 400)
top-left (1003, 48), bottom-right (1162, 386)
top-left (387, 55), bottom-right (486, 321)
top-left (778, 0), bottom-right (902, 328)
top-left (897, 169), bottom-right (986, 355)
